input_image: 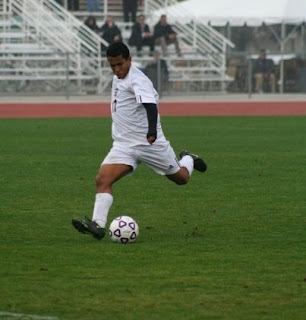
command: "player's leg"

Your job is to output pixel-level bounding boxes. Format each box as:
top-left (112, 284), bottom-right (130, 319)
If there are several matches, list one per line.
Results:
top-left (92, 163), bottom-right (132, 227)
top-left (166, 166), bottom-right (190, 185)
top-left (139, 142), bottom-right (206, 185)
top-left (72, 145), bottom-right (137, 240)
top-left (166, 152), bottom-right (194, 185)
top-left (72, 164), bottom-right (132, 240)
top-left (167, 150), bottom-right (207, 185)
top-left (96, 163), bottom-right (132, 194)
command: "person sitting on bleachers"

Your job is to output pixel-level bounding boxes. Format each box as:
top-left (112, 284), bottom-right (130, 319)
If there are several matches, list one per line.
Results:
top-left (128, 14), bottom-right (155, 56)
top-left (253, 49), bottom-right (276, 93)
top-left (153, 15), bottom-right (181, 57)
top-left (100, 16), bottom-right (123, 52)
top-left (84, 16), bottom-right (100, 35)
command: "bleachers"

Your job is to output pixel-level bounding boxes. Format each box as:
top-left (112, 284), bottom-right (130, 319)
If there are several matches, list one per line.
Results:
top-left (73, 0), bottom-right (235, 93)
top-left (0, 0), bottom-right (234, 95)
top-left (73, 0), bottom-right (144, 21)
top-left (0, 0), bottom-right (108, 95)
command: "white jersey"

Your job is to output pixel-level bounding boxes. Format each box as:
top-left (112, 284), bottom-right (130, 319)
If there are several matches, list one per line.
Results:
top-left (110, 64), bottom-right (166, 146)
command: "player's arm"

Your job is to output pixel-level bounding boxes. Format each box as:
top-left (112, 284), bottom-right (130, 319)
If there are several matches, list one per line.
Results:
top-left (143, 103), bottom-right (158, 144)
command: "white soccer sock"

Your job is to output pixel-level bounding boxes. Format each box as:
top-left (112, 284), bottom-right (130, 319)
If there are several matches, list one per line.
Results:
top-left (179, 155), bottom-right (194, 176)
top-left (92, 193), bottom-right (113, 228)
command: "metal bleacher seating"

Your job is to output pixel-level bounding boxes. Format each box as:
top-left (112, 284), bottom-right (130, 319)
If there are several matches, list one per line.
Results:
top-left (0, 0), bottom-right (234, 95)
top-left (0, 0), bottom-right (109, 95)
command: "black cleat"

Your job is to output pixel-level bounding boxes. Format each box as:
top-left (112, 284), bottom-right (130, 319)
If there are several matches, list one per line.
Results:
top-left (179, 150), bottom-right (207, 172)
top-left (72, 217), bottom-right (105, 240)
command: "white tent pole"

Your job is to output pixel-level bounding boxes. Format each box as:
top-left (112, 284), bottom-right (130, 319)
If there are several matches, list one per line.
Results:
top-left (302, 23), bottom-right (306, 59)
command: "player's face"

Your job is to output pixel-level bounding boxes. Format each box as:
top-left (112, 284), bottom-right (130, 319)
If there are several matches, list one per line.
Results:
top-left (107, 55), bottom-right (131, 79)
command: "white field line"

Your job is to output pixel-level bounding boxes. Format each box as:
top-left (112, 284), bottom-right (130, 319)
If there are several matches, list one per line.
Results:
top-left (0, 311), bottom-right (59, 320)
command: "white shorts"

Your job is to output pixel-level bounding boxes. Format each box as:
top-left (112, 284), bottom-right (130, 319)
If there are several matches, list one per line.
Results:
top-left (102, 141), bottom-right (181, 175)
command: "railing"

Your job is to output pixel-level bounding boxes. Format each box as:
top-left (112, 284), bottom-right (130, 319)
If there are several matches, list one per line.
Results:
top-left (144, 0), bottom-right (179, 17)
top-left (5, 0), bottom-right (108, 54)
top-left (145, 0), bottom-right (234, 74)
top-left (1, 0), bottom-right (110, 93)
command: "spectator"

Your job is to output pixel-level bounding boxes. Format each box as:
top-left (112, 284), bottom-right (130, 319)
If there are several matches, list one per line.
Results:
top-left (68, 0), bottom-right (79, 11)
top-left (154, 15), bottom-right (181, 57)
top-left (129, 14), bottom-right (155, 56)
top-left (100, 16), bottom-right (122, 52)
top-left (122, 0), bottom-right (139, 25)
top-left (253, 49), bottom-right (276, 93)
top-left (84, 16), bottom-right (100, 34)
top-left (87, 0), bottom-right (100, 12)
top-left (144, 51), bottom-right (169, 95)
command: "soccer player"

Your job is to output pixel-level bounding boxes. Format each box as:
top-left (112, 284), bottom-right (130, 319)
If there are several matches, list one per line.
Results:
top-left (72, 42), bottom-right (207, 240)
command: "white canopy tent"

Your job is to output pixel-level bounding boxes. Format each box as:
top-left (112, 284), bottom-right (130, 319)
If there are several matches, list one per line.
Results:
top-left (154, 0), bottom-right (306, 26)
top-left (154, 0), bottom-right (306, 93)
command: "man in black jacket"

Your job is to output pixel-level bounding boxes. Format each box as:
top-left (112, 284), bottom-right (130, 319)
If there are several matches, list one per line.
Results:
top-left (100, 16), bottom-right (123, 52)
top-left (253, 49), bottom-right (276, 93)
top-left (154, 15), bottom-right (181, 57)
top-left (129, 14), bottom-right (155, 56)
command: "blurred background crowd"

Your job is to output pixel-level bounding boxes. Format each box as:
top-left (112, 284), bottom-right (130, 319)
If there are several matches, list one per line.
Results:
top-left (1, 0), bottom-right (306, 96)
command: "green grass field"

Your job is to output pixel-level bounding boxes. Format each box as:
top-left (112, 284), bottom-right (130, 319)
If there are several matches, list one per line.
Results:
top-left (0, 116), bottom-right (305, 320)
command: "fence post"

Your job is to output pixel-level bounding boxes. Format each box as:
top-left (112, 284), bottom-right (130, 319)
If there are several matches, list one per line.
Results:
top-left (247, 55), bottom-right (252, 99)
top-left (302, 23), bottom-right (306, 59)
top-left (157, 55), bottom-right (161, 97)
top-left (65, 52), bottom-right (70, 100)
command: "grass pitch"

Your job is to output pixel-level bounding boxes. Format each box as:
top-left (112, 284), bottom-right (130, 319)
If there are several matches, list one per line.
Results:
top-left (0, 116), bottom-right (305, 320)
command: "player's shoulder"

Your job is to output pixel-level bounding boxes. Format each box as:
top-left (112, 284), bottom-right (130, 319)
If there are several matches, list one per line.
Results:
top-left (129, 64), bottom-right (151, 86)
top-left (129, 64), bottom-right (148, 80)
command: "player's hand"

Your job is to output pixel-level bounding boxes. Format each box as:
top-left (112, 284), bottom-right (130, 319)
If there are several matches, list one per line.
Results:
top-left (147, 135), bottom-right (156, 144)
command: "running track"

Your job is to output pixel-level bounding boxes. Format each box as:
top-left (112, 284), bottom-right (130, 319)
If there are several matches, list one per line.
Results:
top-left (1, 100), bottom-right (306, 118)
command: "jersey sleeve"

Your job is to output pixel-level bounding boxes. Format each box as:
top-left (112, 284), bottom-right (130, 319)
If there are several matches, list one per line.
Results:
top-left (130, 71), bottom-right (158, 104)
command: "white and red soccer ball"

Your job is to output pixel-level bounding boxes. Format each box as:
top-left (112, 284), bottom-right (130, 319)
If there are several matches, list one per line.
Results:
top-left (109, 216), bottom-right (139, 244)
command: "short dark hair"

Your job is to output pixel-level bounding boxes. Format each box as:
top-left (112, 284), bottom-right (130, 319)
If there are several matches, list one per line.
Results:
top-left (106, 42), bottom-right (130, 59)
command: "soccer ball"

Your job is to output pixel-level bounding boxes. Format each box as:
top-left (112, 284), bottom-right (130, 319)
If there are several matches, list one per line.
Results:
top-left (109, 216), bottom-right (139, 244)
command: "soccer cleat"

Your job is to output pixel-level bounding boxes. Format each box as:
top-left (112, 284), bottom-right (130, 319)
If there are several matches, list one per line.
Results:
top-left (179, 150), bottom-right (207, 172)
top-left (72, 217), bottom-right (105, 240)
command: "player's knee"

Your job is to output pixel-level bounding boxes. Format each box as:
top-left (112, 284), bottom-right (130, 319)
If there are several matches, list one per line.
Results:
top-left (174, 176), bottom-right (189, 185)
top-left (95, 174), bottom-right (102, 187)
top-left (95, 173), bottom-right (109, 188)
top-left (167, 169), bottom-right (189, 185)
